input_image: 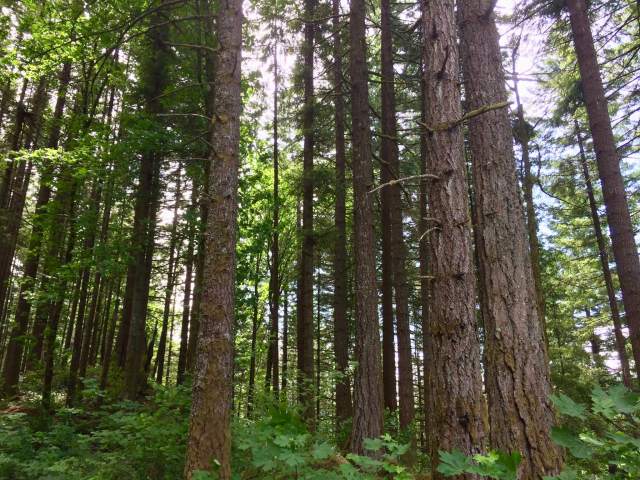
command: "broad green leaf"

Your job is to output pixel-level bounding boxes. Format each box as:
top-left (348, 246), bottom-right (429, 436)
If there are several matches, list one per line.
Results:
top-left (550, 393), bottom-right (586, 419)
top-left (362, 437), bottom-right (384, 452)
top-left (551, 427), bottom-right (593, 459)
top-left (311, 442), bottom-right (334, 461)
top-left (437, 449), bottom-right (474, 476)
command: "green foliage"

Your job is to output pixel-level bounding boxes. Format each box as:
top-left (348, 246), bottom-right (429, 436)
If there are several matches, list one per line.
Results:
top-left (234, 406), bottom-right (416, 479)
top-left (546, 385), bottom-right (640, 478)
top-left (0, 387), bottom-right (422, 479)
top-left (438, 385), bottom-right (640, 480)
top-left (437, 449), bottom-right (521, 479)
top-left (0, 385), bottom-right (190, 479)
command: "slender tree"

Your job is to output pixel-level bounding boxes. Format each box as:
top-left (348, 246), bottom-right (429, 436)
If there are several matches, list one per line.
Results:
top-left (349, 0), bottom-right (384, 455)
top-left (122, 0), bottom-right (170, 399)
top-left (266, 16), bottom-right (280, 394)
top-left (380, 0), bottom-right (413, 430)
top-left (331, 0), bottom-right (352, 425)
top-left (298, 0), bottom-right (316, 425)
top-left (575, 119), bottom-right (632, 387)
top-left (566, 0), bottom-right (640, 378)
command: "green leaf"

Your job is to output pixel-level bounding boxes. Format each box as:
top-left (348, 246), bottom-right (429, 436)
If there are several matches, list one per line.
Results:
top-left (608, 385), bottom-right (639, 415)
top-left (551, 427), bottom-right (593, 459)
top-left (346, 453), bottom-right (382, 472)
top-left (311, 442), bottom-right (334, 461)
top-left (279, 450), bottom-right (305, 468)
top-left (550, 393), bottom-right (586, 419)
top-left (273, 434), bottom-right (293, 447)
top-left (543, 470), bottom-right (578, 480)
top-left (362, 437), bottom-right (383, 452)
top-left (437, 449), bottom-right (474, 476)
top-left (591, 386), bottom-right (616, 419)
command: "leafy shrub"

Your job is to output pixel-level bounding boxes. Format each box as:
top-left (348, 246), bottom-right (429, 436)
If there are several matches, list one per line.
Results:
top-left (1, 385), bottom-right (421, 479)
top-left (546, 384), bottom-right (640, 479)
top-left (437, 383), bottom-right (640, 479)
top-left (437, 450), bottom-right (521, 479)
top-left (0, 384), bottom-right (190, 479)
top-left (233, 405), bottom-right (416, 479)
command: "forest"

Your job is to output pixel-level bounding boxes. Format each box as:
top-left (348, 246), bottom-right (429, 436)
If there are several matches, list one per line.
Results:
top-left (0, 0), bottom-right (639, 478)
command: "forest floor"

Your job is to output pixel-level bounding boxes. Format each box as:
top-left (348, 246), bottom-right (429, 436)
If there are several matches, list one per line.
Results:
top-left (0, 380), bottom-right (430, 480)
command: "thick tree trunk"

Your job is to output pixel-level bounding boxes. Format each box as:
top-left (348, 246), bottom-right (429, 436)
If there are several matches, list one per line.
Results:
top-left (566, 0), bottom-right (640, 379)
top-left (184, 0), bottom-right (242, 476)
top-left (297, 0), bottom-right (316, 426)
top-left (575, 121), bottom-right (632, 387)
top-left (458, 1), bottom-right (562, 476)
top-left (349, 0), bottom-right (384, 455)
top-left (331, 0), bottom-right (352, 426)
top-left (422, 0), bottom-right (485, 475)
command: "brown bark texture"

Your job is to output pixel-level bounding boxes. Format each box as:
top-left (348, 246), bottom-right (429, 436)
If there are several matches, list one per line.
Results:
top-left (332, 0), bottom-right (352, 425)
top-left (184, 0), bottom-right (242, 476)
top-left (422, 0), bottom-right (485, 475)
top-left (566, 0), bottom-right (640, 380)
top-left (458, 1), bottom-right (563, 476)
top-left (349, 0), bottom-right (384, 455)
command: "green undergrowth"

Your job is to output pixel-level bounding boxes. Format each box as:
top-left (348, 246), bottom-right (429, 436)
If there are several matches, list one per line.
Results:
top-left (0, 383), bottom-right (425, 479)
top-left (437, 383), bottom-right (640, 479)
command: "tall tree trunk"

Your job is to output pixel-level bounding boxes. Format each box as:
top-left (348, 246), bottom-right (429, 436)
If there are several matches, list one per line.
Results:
top-left (78, 182), bottom-right (105, 377)
top-left (458, 0), bottom-right (562, 476)
top-left (0, 78), bottom-right (48, 319)
top-left (247, 253), bottom-right (262, 417)
top-left (156, 165), bottom-right (183, 383)
top-left (316, 280), bottom-right (321, 423)
top-left (186, 212), bottom-right (205, 373)
top-left (123, 0), bottom-right (169, 399)
top-left (379, 0), bottom-right (398, 414)
top-left (67, 182), bottom-right (101, 404)
top-left (297, 0), bottom-right (316, 426)
top-left (100, 278), bottom-right (122, 390)
top-left (421, 0), bottom-right (485, 474)
top-left (266, 26), bottom-right (280, 395)
top-left (184, 0), bottom-right (242, 476)
top-left (177, 177), bottom-right (198, 385)
top-left (418, 56), bottom-right (431, 456)
top-left (166, 292), bottom-right (177, 384)
top-left (512, 59), bottom-right (546, 334)
top-left (566, 0), bottom-right (640, 379)
top-left (282, 289), bottom-right (289, 395)
top-left (575, 120), bottom-right (632, 387)
top-left (331, 0), bottom-right (352, 426)
top-left (42, 175), bottom-right (78, 410)
top-left (349, 0), bottom-right (384, 455)
top-left (381, 0), bottom-right (413, 431)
